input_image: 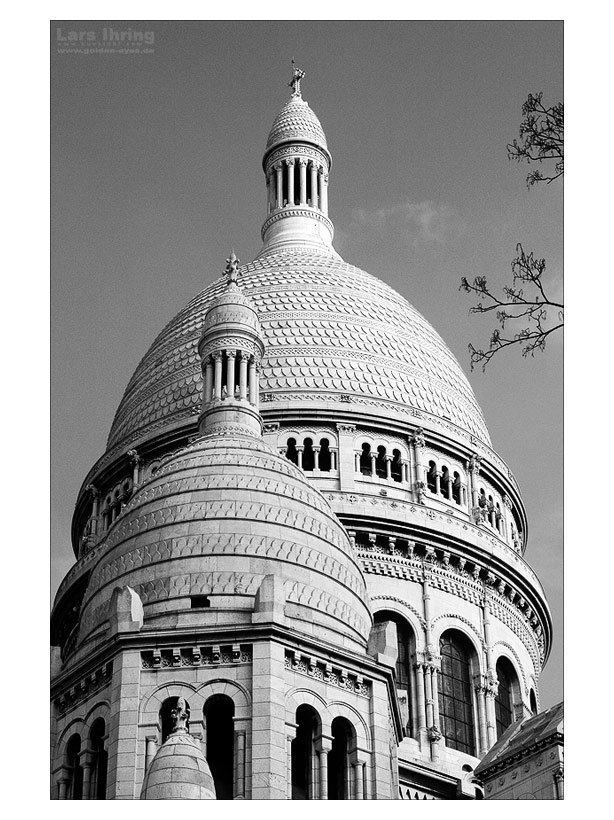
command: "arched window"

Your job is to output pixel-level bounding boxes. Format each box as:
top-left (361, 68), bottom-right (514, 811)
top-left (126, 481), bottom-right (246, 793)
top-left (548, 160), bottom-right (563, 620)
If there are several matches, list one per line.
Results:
top-left (530, 688), bottom-right (538, 715)
top-left (374, 610), bottom-right (414, 737)
top-left (438, 632), bottom-right (477, 755)
top-left (452, 471), bottom-right (462, 504)
top-left (328, 717), bottom-right (353, 799)
top-left (375, 445), bottom-right (387, 478)
top-left (391, 449), bottom-right (403, 482)
top-left (65, 734), bottom-right (83, 800)
top-left (494, 658), bottom-right (517, 737)
top-left (88, 718), bottom-right (108, 800)
top-left (160, 697), bottom-right (190, 744)
top-left (359, 443), bottom-right (372, 475)
top-left (286, 437), bottom-right (299, 465)
top-left (204, 694), bottom-right (235, 799)
top-left (302, 437), bottom-right (315, 471)
top-left (291, 704), bottom-right (320, 799)
top-left (318, 438), bottom-right (331, 471)
top-left (427, 461), bottom-right (437, 493)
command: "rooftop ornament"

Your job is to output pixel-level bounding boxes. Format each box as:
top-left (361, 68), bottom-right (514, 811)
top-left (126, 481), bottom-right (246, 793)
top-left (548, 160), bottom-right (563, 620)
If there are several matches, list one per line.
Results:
top-left (170, 697), bottom-right (190, 735)
top-left (288, 59), bottom-right (305, 97)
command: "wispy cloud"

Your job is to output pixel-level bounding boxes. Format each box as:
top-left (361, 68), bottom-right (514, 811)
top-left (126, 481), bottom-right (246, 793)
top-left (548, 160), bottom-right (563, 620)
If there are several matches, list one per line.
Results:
top-left (346, 200), bottom-right (465, 247)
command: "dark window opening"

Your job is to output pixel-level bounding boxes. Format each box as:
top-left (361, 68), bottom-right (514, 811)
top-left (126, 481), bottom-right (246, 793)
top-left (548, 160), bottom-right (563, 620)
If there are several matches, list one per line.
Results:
top-left (319, 438), bottom-right (331, 471)
top-left (391, 449), bottom-right (402, 482)
top-left (442, 467), bottom-right (451, 499)
top-left (495, 658), bottom-right (515, 737)
top-left (292, 705), bottom-right (319, 800)
top-left (427, 461), bottom-right (437, 493)
top-left (359, 443), bottom-right (372, 475)
top-left (375, 445), bottom-right (387, 478)
top-left (191, 595), bottom-right (211, 608)
top-left (452, 472), bottom-right (462, 504)
top-left (65, 734), bottom-right (83, 800)
top-left (530, 689), bottom-right (538, 715)
top-left (89, 718), bottom-right (108, 800)
top-left (286, 438), bottom-right (299, 465)
top-left (374, 611), bottom-right (414, 736)
top-left (302, 438), bottom-right (315, 471)
top-left (204, 694), bottom-right (235, 799)
top-left (328, 717), bottom-right (352, 799)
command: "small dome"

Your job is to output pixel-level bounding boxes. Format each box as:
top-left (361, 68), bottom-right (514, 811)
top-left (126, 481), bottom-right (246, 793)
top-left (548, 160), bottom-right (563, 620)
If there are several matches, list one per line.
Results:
top-left (265, 94), bottom-right (328, 155)
top-left (79, 434), bottom-right (372, 652)
top-left (140, 731), bottom-right (215, 800)
top-left (201, 279), bottom-right (261, 335)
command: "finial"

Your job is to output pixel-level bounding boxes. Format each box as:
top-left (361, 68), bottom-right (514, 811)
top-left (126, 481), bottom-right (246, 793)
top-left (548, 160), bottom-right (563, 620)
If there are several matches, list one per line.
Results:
top-left (289, 59), bottom-right (305, 97)
top-left (170, 697), bottom-right (190, 734)
top-left (225, 251), bottom-right (240, 286)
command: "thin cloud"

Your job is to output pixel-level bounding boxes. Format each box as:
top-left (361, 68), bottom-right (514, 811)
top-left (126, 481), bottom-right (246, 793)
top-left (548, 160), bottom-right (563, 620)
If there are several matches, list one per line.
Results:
top-left (347, 200), bottom-right (465, 247)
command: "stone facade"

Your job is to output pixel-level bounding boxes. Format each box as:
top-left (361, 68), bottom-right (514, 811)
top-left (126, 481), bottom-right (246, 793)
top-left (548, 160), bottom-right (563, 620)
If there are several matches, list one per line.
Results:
top-left (51, 71), bottom-right (554, 799)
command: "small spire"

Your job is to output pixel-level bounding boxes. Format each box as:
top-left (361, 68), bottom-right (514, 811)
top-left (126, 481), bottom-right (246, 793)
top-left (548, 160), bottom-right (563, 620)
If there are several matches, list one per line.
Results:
top-left (225, 251), bottom-right (240, 286)
top-left (288, 59), bottom-right (305, 97)
top-left (170, 697), bottom-right (190, 734)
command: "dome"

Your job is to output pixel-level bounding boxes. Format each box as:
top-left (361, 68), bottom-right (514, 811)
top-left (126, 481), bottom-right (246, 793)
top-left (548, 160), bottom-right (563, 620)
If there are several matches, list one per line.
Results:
top-left (265, 94), bottom-right (329, 156)
top-left (140, 731), bottom-right (215, 800)
top-left (107, 247), bottom-right (490, 452)
top-left (78, 433), bottom-right (372, 652)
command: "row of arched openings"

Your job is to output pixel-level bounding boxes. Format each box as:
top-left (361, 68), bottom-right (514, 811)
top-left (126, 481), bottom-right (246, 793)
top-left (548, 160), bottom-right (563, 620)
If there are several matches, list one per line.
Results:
top-left (286, 437), bottom-right (334, 471)
top-left (373, 612), bottom-right (531, 756)
top-left (62, 718), bottom-right (108, 800)
top-left (359, 443), bottom-right (403, 481)
top-left (426, 461), bottom-right (463, 504)
top-left (291, 706), bottom-right (356, 799)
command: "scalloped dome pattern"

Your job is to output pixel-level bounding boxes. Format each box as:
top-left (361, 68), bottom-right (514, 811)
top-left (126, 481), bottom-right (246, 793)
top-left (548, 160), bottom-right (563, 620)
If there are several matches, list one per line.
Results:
top-left (107, 249), bottom-right (490, 450)
top-left (265, 95), bottom-right (328, 153)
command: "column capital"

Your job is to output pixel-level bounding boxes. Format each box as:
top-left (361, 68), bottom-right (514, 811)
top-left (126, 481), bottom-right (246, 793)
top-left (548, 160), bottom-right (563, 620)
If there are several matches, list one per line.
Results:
top-left (285, 157), bottom-right (295, 166)
top-left (298, 157), bottom-right (308, 167)
top-left (212, 349), bottom-right (223, 361)
top-left (226, 349), bottom-right (237, 359)
top-left (86, 483), bottom-right (99, 498)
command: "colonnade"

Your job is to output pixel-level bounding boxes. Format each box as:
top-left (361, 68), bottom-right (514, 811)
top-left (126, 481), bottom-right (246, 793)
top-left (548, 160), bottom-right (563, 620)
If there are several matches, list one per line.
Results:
top-left (266, 157), bottom-right (329, 215)
top-left (201, 349), bottom-right (260, 405)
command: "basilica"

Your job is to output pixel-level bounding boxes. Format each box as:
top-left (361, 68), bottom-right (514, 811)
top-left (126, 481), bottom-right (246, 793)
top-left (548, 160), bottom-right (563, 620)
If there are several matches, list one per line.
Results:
top-left (50, 68), bottom-right (554, 800)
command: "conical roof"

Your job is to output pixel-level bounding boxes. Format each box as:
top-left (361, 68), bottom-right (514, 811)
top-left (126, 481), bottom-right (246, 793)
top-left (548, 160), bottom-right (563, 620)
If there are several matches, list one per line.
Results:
top-left (265, 94), bottom-right (328, 154)
top-left (140, 731), bottom-right (216, 800)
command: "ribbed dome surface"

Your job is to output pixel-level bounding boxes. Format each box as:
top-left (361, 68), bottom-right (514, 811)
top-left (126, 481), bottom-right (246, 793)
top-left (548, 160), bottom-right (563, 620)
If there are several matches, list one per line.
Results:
top-left (80, 433), bottom-right (372, 650)
top-left (265, 94), bottom-right (328, 153)
top-left (140, 732), bottom-right (216, 800)
top-left (107, 248), bottom-right (490, 451)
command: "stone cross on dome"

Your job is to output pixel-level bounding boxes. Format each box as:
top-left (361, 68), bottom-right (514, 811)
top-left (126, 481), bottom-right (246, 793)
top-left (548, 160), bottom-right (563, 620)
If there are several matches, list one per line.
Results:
top-left (288, 59), bottom-right (305, 97)
top-left (225, 251), bottom-right (240, 286)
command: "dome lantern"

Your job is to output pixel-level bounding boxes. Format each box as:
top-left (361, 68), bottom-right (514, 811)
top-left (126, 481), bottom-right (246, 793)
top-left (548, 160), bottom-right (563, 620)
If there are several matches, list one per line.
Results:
top-left (259, 65), bottom-right (339, 257)
top-left (197, 252), bottom-right (265, 438)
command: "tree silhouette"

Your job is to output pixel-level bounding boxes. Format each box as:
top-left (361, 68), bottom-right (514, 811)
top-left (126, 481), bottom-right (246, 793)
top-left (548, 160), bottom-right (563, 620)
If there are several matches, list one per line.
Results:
top-left (461, 93), bottom-right (563, 370)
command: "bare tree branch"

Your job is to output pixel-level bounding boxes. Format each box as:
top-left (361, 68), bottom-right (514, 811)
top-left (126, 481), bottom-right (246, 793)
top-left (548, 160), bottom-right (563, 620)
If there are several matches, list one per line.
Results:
top-left (460, 93), bottom-right (563, 370)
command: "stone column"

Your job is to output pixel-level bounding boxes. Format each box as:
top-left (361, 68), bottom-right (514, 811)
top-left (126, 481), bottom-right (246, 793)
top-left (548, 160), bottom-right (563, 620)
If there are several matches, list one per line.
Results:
top-left (354, 450), bottom-right (360, 472)
top-left (353, 761), bottom-right (365, 799)
top-left (285, 158), bottom-right (295, 205)
top-left (370, 451), bottom-right (377, 476)
top-left (411, 430), bottom-right (425, 501)
top-left (80, 750), bottom-right (94, 799)
top-left (225, 350), bottom-right (236, 398)
top-left (275, 162), bottom-right (283, 208)
top-left (434, 470), bottom-right (442, 495)
top-left (317, 738), bottom-right (332, 799)
top-left (234, 729), bottom-right (246, 799)
top-left (385, 455), bottom-right (392, 480)
top-left (145, 736), bottom-right (157, 772)
top-left (203, 357), bottom-right (213, 404)
top-left (239, 351), bottom-right (249, 400)
top-left (285, 723), bottom-right (297, 800)
top-left (331, 447), bottom-right (338, 470)
top-left (310, 162), bottom-right (318, 208)
top-left (213, 351), bottom-right (223, 400)
top-left (474, 680), bottom-right (489, 756)
top-left (414, 662), bottom-right (428, 750)
top-left (296, 446), bottom-right (304, 469)
top-left (319, 171), bottom-right (329, 215)
top-left (313, 445), bottom-right (320, 471)
top-left (248, 357), bottom-right (257, 404)
top-left (87, 484), bottom-right (100, 537)
top-left (299, 158), bottom-right (308, 205)
top-left (129, 449), bottom-right (141, 488)
top-left (267, 168), bottom-right (275, 213)
top-left (57, 773), bottom-right (69, 800)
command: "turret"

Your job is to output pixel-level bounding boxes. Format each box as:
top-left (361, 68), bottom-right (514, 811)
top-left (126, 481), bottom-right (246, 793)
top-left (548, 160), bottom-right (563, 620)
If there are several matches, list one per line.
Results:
top-left (197, 252), bottom-right (265, 437)
top-left (259, 63), bottom-right (340, 256)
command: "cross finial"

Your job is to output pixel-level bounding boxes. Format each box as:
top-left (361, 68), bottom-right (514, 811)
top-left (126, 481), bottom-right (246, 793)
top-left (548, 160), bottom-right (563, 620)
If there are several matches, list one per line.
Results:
top-left (289, 59), bottom-right (305, 97)
top-left (170, 697), bottom-right (190, 734)
top-left (225, 250), bottom-right (240, 285)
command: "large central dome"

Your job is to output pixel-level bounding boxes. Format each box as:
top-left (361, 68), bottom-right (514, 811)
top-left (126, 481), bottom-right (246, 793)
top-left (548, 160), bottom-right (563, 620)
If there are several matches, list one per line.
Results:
top-left (107, 247), bottom-right (490, 451)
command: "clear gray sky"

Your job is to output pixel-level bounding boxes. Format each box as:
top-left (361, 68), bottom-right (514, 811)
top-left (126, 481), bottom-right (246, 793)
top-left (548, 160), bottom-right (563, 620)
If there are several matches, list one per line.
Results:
top-left (51, 20), bottom-right (563, 707)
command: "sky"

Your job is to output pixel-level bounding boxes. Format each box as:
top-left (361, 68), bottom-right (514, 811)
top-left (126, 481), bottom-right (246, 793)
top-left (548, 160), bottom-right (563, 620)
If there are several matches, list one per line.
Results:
top-left (51, 20), bottom-right (563, 708)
